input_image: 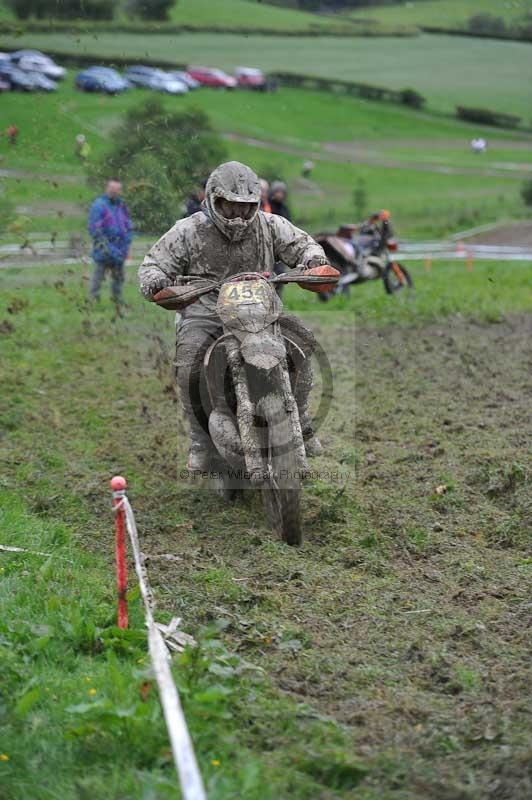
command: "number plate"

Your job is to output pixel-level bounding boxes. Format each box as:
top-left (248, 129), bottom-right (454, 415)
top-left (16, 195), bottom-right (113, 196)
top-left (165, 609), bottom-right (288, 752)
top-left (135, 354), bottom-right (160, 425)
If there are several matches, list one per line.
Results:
top-left (218, 280), bottom-right (268, 306)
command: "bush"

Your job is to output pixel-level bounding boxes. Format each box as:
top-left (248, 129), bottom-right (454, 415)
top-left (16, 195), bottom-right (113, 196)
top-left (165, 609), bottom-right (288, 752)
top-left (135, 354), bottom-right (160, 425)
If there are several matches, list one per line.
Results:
top-left (7, 0), bottom-right (43, 18)
top-left (520, 179), bottom-right (532, 207)
top-left (127, 0), bottom-right (174, 20)
top-left (89, 99), bottom-right (227, 234)
top-left (468, 13), bottom-right (506, 36)
top-left (8, 0), bottom-right (114, 19)
top-left (125, 153), bottom-right (177, 233)
top-left (456, 106), bottom-right (521, 129)
top-left (400, 88), bottom-right (425, 109)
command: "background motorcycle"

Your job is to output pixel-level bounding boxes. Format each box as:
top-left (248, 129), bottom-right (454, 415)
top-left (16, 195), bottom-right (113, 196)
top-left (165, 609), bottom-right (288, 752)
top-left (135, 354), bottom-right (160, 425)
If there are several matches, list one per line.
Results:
top-left (314, 210), bottom-right (413, 301)
top-left (152, 264), bottom-right (339, 546)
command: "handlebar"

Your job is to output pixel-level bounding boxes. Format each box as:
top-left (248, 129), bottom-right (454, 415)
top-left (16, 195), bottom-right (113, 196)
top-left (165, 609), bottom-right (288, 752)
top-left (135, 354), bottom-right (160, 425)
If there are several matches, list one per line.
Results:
top-left (151, 265), bottom-right (340, 310)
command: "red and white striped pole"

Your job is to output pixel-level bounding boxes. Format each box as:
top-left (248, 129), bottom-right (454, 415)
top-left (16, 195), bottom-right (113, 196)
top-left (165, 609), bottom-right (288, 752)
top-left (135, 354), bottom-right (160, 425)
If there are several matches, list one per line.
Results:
top-left (111, 475), bottom-right (128, 629)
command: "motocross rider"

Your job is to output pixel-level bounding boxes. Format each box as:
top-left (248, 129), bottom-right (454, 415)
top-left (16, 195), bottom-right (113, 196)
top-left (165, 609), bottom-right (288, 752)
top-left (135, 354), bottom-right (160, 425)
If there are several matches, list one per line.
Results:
top-left (139, 161), bottom-right (329, 470)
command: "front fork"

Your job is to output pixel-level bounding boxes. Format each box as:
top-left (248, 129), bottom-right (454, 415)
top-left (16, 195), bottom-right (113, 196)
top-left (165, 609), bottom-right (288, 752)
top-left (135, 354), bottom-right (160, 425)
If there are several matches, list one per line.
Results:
top-left (225, 338), bottom-right (264, 480)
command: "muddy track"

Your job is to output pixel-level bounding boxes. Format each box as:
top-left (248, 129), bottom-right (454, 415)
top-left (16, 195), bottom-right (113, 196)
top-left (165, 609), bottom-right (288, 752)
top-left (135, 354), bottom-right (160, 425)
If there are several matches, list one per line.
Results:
top-left (223, 133), bottom-right (532, 179)
top-left (132, 312), bottom-right (531, 799)
top-left (468, 220), bottom-right (532, 247)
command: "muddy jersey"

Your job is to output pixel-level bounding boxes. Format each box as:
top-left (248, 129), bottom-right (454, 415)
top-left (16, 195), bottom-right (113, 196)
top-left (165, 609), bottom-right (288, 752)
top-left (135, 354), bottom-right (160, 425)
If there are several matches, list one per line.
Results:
top-left (138, 209), bottom-right (326, 316)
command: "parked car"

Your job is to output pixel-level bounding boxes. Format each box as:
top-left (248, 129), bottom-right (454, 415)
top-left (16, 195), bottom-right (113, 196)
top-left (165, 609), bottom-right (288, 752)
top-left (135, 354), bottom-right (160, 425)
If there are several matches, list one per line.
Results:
top-left (10, 50), bottom-right (66, 80)
top-left (75, 67), bottom-right (130, 94)
top-left (234, 66), bottom-right (268, 91)
top-left (187, 66), bottom-right (237, 89)
top-left (24, 70), bottom-right (58, 92)
top-left (168, 70), bottom-right (200, 89)
top-left (124, 66), bottom-right (187, 94)
top-left (0, 64), bottom-right (36, 91)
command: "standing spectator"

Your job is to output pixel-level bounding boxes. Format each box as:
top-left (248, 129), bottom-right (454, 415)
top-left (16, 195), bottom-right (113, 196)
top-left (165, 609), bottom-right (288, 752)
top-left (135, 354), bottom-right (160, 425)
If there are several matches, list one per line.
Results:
top-left (269, 180), bottom-right (291, 221)
top-left (88, 178), bottom-right (133, 306)
top-left (184, 180), bottom-right (207, 217)
top-left (7, 124), bottom-right (19, 145)
top-left (302, 160), bottom-right (314, 178)
top-left (268, 180), bottom-right (292, 290)
top-left (75, 134), bottom-right (91, 164)
top-left (259, 178), bottom-right (271, 213)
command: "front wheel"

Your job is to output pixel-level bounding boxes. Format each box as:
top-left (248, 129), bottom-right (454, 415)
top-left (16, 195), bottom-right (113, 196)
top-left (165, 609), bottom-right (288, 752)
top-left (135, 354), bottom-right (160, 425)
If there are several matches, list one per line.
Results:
top-left (383, 261), bottom-right (413, 295)
top-left (259, 393), bottom-right (302, 546)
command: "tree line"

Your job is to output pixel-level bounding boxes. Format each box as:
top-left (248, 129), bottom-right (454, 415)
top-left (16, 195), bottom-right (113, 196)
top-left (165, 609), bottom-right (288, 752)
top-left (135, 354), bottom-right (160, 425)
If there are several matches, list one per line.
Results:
top-left (7, 0), bottom-right (174, 21)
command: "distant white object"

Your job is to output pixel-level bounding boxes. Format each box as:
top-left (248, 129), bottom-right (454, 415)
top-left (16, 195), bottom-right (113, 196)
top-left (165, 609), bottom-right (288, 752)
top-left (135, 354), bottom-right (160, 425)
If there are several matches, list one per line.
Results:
top-left (471, 137), bottom-right (487, 154)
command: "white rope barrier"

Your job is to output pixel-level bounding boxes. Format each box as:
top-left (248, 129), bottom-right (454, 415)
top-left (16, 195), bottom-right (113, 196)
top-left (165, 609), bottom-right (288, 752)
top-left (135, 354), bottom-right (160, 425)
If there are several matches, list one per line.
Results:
top-left (119, 493), bottom-right (207, 800)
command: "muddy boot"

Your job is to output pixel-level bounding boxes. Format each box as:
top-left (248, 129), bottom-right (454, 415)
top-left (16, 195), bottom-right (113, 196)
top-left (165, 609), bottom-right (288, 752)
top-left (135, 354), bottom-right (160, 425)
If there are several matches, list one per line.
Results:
top-left (304, 433), bottom-right (323, 457)
top-left (186, 415), bottom-right (217, 470)
top-left (176, 364), bottom-right (215, 470)
top-left (299, 411), bottom-right (323, 457)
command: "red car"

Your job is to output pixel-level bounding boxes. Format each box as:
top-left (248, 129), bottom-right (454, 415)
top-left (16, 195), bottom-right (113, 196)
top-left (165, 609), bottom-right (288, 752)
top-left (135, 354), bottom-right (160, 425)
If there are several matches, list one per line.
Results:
top-left (234, 67), bottom-right (268, 91)
top-left (186, 66), bottom-right (237, 89)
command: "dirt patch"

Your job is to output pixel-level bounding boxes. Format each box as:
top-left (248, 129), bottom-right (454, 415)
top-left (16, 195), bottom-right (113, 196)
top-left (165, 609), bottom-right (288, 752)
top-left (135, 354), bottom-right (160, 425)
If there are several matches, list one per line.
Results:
top-left (468, 221), bottom-right (532, 247)
top-left (14, 201), bottom-right (86, 218)
top-left (0, 168), bottom-right (80, 183)
top-left (332, 138), bottom-right (532, 152)
top-left (222, 133), bottom-right (528, 179)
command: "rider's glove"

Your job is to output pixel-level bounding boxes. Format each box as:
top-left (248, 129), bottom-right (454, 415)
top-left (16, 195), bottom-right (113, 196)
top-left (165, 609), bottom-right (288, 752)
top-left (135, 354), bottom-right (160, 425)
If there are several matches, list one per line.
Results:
top-left (140, 272), bottom-right (174, 300)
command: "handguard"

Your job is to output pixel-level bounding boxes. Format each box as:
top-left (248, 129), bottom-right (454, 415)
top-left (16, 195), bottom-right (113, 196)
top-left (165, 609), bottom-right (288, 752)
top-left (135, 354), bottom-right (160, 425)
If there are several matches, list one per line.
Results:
top-left (274, 265), bottom-right (340, 294)
top-left (152, 279), bottom-right (216, 310)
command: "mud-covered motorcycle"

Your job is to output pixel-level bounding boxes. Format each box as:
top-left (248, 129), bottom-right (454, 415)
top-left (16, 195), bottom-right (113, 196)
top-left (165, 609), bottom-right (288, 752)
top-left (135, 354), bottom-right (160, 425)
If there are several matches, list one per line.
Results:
top-left (314, 210), bottom-right (413, 301)
top-left (152, 264), bottom-right (339, 546)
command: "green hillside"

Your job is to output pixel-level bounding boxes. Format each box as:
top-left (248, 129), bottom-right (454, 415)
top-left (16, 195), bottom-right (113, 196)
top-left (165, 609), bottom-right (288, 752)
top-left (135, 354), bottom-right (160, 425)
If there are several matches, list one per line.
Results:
top-left (0, 30), bottom-right (530, 118)
top-left (0, 0), bottom-right (382, 32)
top-left (345, 0), bottom-right (532, 28)
top-left (166, 0), bottom-right (347, 31)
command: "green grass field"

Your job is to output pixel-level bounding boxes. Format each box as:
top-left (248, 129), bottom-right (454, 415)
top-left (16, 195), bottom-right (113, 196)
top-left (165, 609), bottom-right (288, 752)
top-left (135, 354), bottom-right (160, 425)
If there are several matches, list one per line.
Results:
top-left (1, 78), bottom-right (530, 243)
top-left (345, 0), bottom-right (532, 28)
top-left (1, 260), bottom-right (531, 798)
top-left (1, 31), bottom-right (531, 118)
top-left (166, 0), bottom-right (348, 31)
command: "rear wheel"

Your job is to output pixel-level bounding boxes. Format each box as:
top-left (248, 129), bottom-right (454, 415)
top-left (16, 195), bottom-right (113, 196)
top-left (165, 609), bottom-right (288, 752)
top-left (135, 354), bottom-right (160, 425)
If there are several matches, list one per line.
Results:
top-left (259, 393), bottom-right (302, 546)
top-left (383, 261), bottom-right (413, 294)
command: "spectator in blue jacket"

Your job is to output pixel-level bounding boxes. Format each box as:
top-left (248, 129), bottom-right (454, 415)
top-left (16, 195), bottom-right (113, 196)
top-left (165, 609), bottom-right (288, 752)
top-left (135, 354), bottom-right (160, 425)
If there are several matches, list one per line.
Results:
top-left (88, 179), bottom-right (133, 305)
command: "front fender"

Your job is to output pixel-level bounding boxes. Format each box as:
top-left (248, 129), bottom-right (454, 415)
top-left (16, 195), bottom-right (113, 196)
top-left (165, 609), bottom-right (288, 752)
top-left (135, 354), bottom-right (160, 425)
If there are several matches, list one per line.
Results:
top-left (240, 331), bottom-right (286, 370)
